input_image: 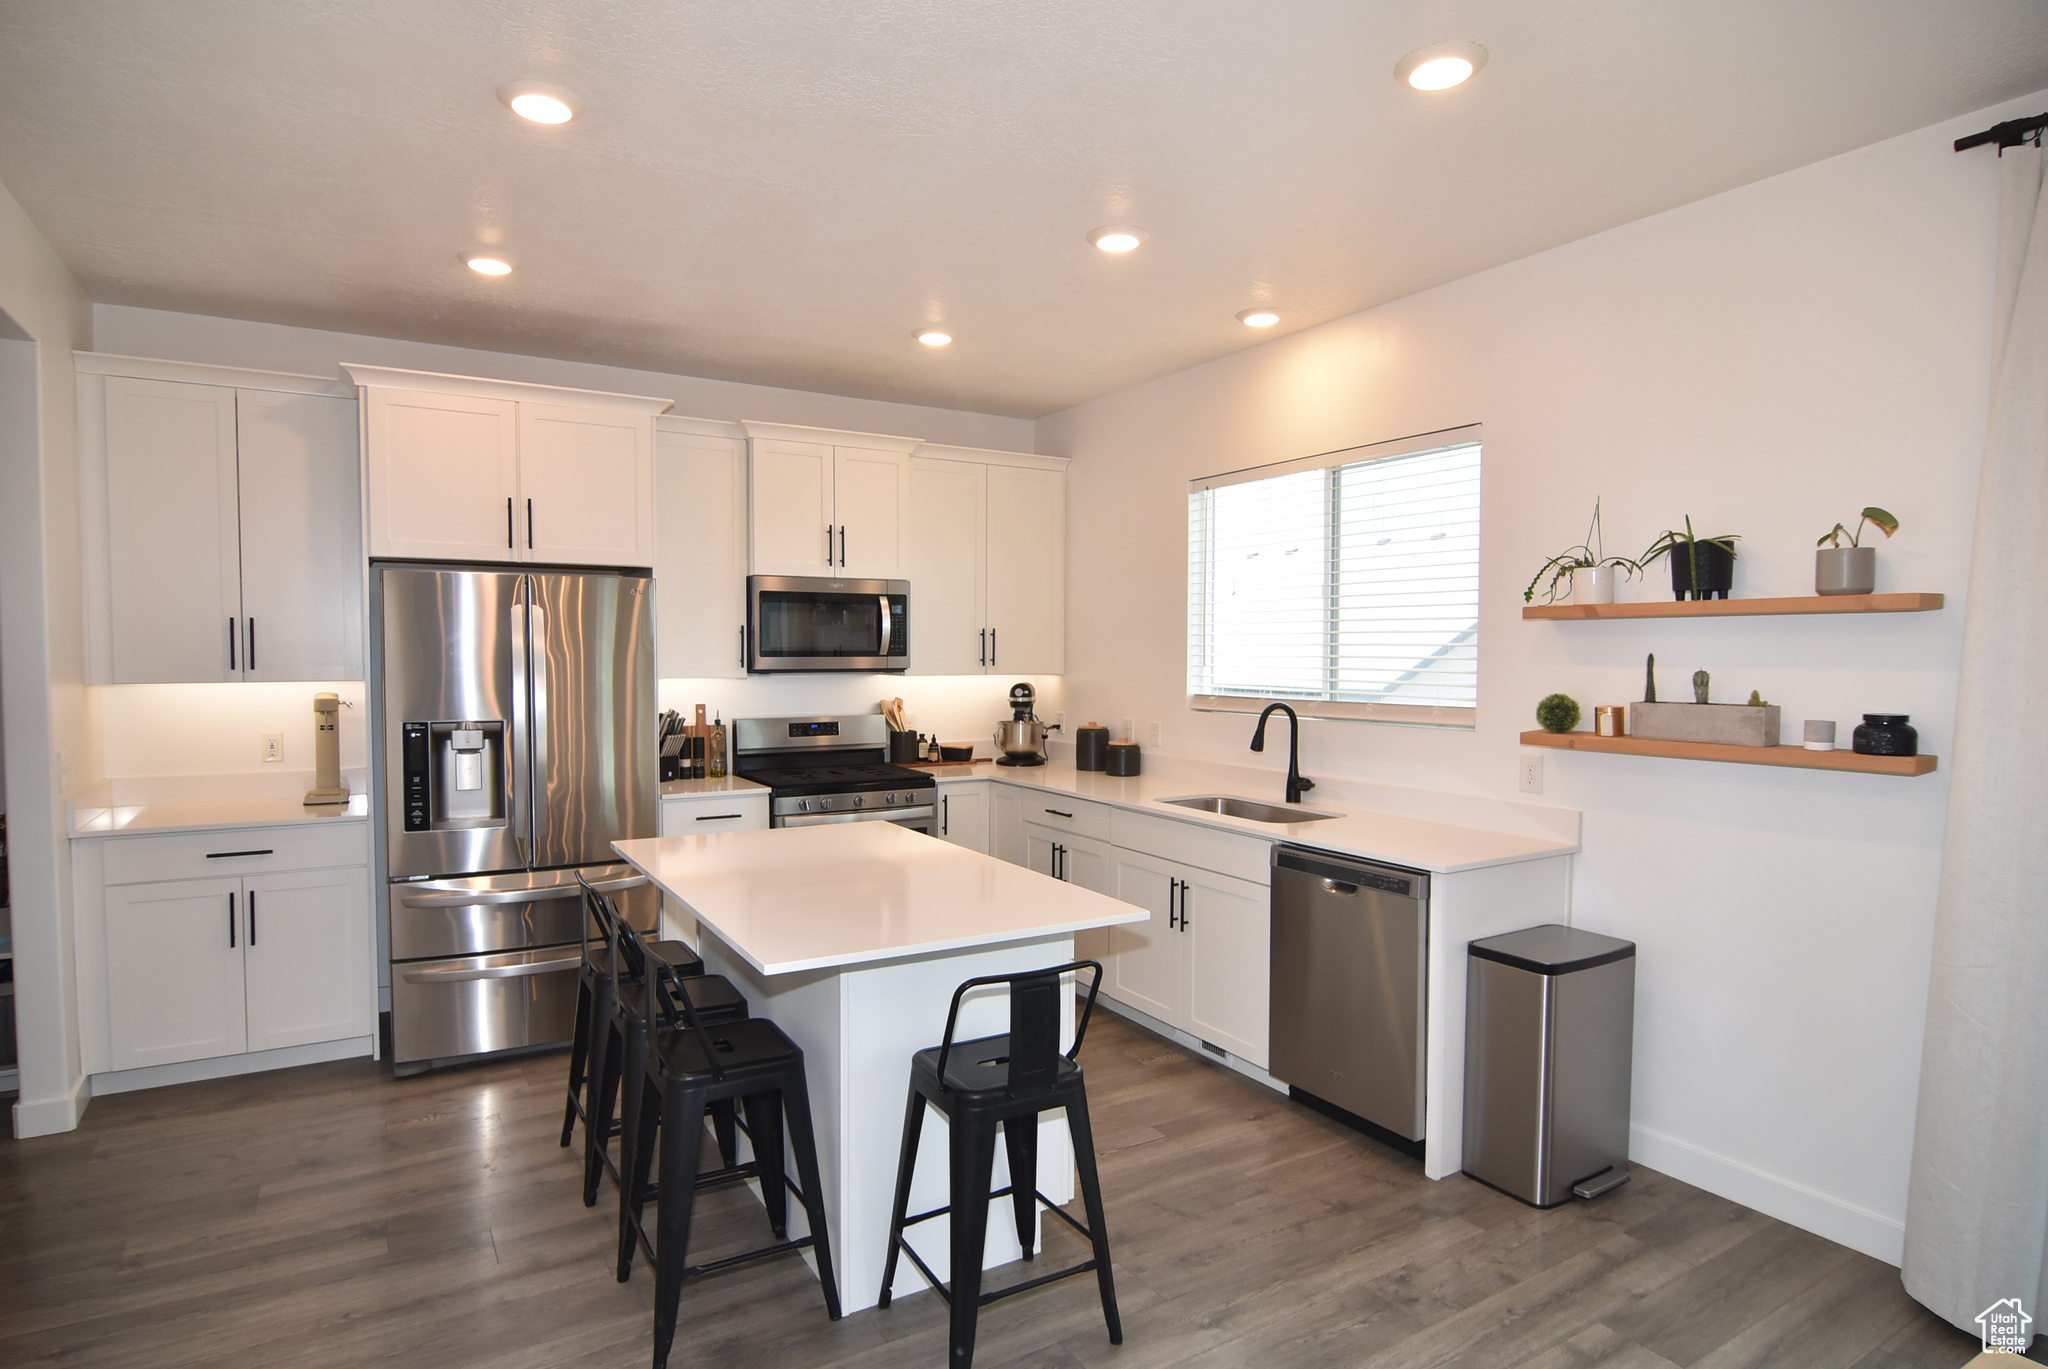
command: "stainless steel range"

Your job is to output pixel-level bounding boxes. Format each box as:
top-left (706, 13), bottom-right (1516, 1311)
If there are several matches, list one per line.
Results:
top-left (733, 714), bottom-right (937, 832)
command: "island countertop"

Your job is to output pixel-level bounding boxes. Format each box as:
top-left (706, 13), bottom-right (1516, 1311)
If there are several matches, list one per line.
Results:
top-left (613, 822), bottom-right (1146, 976)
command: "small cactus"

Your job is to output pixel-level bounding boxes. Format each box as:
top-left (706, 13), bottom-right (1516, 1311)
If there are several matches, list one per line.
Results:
top-left (1693, 670), bottom-right (1710, 704)
top-left (1644, 653), bottom-right (1657, 703)
top-left (1748, 690), bottom-right (1766, 707)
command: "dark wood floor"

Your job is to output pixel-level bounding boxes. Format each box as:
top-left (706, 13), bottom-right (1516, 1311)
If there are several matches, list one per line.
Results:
top-left (0, 1012), bottom-right (1984, 1369)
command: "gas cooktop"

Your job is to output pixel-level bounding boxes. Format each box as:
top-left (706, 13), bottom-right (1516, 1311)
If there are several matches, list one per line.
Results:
top-left (738, 762), bottom-right (936, 797)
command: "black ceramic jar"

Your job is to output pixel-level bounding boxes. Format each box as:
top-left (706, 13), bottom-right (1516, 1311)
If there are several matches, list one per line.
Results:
top-left (1852, 714), bottom-right (1917, 757)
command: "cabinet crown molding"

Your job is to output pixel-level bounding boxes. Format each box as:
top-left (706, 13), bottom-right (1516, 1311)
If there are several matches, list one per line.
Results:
top-left (740, 419), bottom-right (921, 453)
top-left (341, 363), bottom-right (673, 414)
top-left (656, 414), bottom-right (747, 440)
top-left (76, 352), bottom-right (356, 398)
top-left (911, 442), bottom-right (1069, 471)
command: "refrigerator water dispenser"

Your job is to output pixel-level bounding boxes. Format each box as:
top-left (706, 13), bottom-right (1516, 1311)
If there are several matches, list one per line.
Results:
top-left (401, 720), bottom-right (507, 830)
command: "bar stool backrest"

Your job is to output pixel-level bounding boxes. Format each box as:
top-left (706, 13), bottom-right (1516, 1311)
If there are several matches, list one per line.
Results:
top-left (581, 876), bottom-right (726, 1082)
top-left (935, 960), bottom-right (1103, 1102)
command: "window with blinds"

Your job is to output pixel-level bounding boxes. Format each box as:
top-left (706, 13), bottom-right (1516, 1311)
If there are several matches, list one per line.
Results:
top-left (1188, 427), bottom-right (1481, 727)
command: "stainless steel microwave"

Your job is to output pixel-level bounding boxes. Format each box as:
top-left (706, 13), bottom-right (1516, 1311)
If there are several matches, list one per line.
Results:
top-left (746, 576), bottom-right (909, 673)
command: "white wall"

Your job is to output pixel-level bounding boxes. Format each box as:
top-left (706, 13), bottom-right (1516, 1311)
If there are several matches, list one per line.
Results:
top-left (0, 173), bottom-right (95, 1137)
top-left (1037, 93), bottom-right (2047, 1264)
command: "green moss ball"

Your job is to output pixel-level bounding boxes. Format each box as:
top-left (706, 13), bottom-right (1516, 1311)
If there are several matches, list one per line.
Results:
top-left (1536, 693), bottom-right (1582, 734)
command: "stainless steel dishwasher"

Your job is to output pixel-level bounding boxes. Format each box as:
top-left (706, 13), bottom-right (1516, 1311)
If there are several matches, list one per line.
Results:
top-left (1269, 845), bottom-right (1429, 1151)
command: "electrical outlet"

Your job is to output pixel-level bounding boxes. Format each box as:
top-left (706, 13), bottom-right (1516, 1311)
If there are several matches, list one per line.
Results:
top-left (1149, 721), bottom-right (1162, 748)
top-left (262, 732), bottom-right (284, 764)
top-left (1519, 752), bottom-right (1544, 794)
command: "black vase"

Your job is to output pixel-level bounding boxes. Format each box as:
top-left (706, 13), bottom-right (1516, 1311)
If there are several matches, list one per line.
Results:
top-left (1852, 714), bottom-right (1917, 757)
top-left (1669, 540), bottom-right (1736, 600)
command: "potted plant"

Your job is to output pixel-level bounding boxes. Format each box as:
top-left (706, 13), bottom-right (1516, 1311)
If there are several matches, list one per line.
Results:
top-left (1640, 517), bottom-right (1739, 601)
top-left (1523, 499), bottom-right (1642, 605)
top-left (1815, 506), bottom-right (1898, 596)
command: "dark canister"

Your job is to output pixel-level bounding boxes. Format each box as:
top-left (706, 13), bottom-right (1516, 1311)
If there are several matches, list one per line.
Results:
top-left (888, 729), bottom-right (922, 763)
top-left (1852, 714), bottom-right (1918, 756)
top-left (1104, 740), bottom-right (1142, 776)
top-left (1074, 722), bottom-right (1111, 771)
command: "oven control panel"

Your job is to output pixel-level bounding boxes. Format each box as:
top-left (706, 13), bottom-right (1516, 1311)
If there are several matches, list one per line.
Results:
top-left (771, 788), bottom-right (934, 817)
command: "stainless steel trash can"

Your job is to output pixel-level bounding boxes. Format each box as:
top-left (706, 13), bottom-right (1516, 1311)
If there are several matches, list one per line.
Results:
top-left (1462, 924), bottom-right (1635, 1207)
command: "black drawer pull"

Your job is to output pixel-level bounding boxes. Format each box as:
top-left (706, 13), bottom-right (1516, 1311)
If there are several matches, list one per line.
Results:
top-left (206, 849), bottom-right (274, 859)
top-left (695, 813), bottom-right (743, 822)
top-left (1044, 808), bottom-right (1073, 818)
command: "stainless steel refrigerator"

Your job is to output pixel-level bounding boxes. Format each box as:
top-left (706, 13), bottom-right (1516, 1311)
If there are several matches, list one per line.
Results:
top-left (373, 563), bottom-right (658, 1073)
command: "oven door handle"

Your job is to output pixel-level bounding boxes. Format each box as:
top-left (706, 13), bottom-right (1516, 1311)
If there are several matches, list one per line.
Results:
top-left (777, 805), bottom-right (936, 828)
top-left (398, 874), bottom-right (648, 908)
top-left (400, 955), bottom-right (581, 983)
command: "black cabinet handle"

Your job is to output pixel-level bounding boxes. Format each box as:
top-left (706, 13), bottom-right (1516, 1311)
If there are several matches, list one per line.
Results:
top-left (1167, 878), bottom-right (1177, 929)
top-left (246, 617), bottom-right (255, 672)
top-left (989, 629), bottom-right (996, 668)
top-left (740, 623), bottom-right (747, 669)
top-left (206, 849), bottom-right (274, 859)
top-left (248, 890), bottom-right (257, 946)
top-left (694, 813), bottom-right (743, 822)
top-left (941, 793), bottom-right (949, 836)
top-left (507, 497), bottom-right (515, 549)
top-left (838, 525), bottom-right (846, 566)
top-left (979, 628), bottom-right (986, 667)
top-left (1178, 880), bottom-right (1191, 932)
top-left (228, 891), bottom-right (237, 948)
top-left (527, 498), bottom-right (535, 549)
top-left (1045, 808), bottom-right (1073, 819)
top-left (826, 524), bottom-right (834, 565)
top-left (227, 617), bottom-right (236, 670)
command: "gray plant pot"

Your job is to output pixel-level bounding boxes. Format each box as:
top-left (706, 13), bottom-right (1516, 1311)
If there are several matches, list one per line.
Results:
top-left (1633, 702), bottom-right (1782, 747)
top-left (1816, 546), bottom-right (1876, 596)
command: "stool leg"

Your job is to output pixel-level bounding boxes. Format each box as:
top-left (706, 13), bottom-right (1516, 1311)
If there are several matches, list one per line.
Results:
top-left (781, 1071), bottom-right (842, 1321)
top-left (947, 1113), bottom-right (999, 1369)
top-left (1063, 1091), bottom-right (1122, 1345)
top-left (651, 1087), bottom-right (706, 1369)
top-left (561, 974), bottom-right (593, 1146)
top-left (743, 1090), bottom-right (788, 1238)
top-left (583, 981), bottom-right (622, 1205)
top-left (618, 1075), bottom-right (660, 1283)
top-left (1003, 1116), bottom-right (1038, 1261)
top-left (709, 1098), bottom-right (738, 1168)
top-left (876, 1081), bottom-right (927, 1309)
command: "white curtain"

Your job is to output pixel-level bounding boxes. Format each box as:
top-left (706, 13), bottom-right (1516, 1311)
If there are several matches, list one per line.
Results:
top-left (1903, 143), bottom-right (2048, 1330)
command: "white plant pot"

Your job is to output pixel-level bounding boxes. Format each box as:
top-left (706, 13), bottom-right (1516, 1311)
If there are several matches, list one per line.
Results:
top-left (1572, 565), bottom-right (1619, 604)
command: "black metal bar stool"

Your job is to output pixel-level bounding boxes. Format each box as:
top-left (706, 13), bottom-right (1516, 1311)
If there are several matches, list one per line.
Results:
top-left (597, 894), bottom-right (841, 1369)
top-left (877, 961), bottom-right (1121, 1369)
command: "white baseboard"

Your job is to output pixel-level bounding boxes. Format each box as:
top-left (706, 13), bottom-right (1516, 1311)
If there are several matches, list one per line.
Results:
top-left (90, 1036), bottom-right (375, 1098)
top-left (1629, 1122), bottom-right (1905, 1265)
top-left (1096, 995), bottom-right (1286, 1095)
top-left (12, 1071), bottom-right (91, 1138)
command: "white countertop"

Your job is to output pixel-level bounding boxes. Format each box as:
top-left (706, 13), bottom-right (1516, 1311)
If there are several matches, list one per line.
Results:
top-left (71, 792), bottom-right (370, 837)
top-left (614, 822), bottom-right (1146, 975)
top-left (660, 775), bottom-right (770, 798)
top-left (921, 759), bottom-right (1578, 873)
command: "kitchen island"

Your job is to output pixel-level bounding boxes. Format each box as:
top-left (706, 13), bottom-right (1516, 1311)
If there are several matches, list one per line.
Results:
top-left (612, 821), bottom-right (1146, 1314)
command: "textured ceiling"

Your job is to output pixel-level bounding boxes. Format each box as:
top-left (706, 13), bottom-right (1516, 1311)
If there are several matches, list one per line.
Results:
top-left (1, 1), bottom-right (2045, 417)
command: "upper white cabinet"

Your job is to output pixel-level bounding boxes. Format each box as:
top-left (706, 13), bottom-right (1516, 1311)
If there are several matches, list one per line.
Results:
top-left (346, 365), bottom-right (669, 568)
top-left (654, 418), bottom-right (749, 678)
top-left (80, 356), bottom-right (364, 684)
top-left (743, 423), bottom-right (917, 578)
top-left (908, 446), bottom-right (1067, 675)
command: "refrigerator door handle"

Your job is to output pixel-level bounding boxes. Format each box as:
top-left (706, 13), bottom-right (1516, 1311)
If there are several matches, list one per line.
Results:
top-left (528, 594), bottom-right (551, 850)
top-left (509, 585), bottom-right (531, 865)
top-left (401, 955), bottom-right (581, 983)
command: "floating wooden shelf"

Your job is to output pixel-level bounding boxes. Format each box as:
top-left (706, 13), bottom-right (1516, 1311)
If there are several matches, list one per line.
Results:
top-left (1519, 730), bottom-right (1938, 775)
top-left (1521, 592), bottom-right (1943, 620)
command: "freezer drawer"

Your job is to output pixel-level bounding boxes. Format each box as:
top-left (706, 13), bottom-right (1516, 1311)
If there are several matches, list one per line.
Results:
top-left (388, 865), bottom-right (654, 960)
top-left (390, 946), bottom-right (585, 1065)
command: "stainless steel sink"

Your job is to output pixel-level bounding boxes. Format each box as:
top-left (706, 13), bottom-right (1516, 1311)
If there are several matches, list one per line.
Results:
top-left (1159, 795), bottom-right (1341, 823)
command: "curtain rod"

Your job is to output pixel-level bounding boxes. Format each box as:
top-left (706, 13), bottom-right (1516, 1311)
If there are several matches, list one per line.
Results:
top-left (1955, 112), bottom-right (2047, 153)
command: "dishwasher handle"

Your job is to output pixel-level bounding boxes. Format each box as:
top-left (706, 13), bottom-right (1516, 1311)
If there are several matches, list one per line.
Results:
top-left (1273, 845), bottom-right (1428, 903)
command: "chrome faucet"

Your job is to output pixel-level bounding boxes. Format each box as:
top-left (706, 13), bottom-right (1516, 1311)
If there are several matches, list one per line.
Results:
top-left (1250, 703), bottom-right (1315, 804)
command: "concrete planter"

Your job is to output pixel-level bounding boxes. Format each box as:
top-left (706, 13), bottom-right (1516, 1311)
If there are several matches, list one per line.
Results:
top-left (1632, 701), bottom-right (1782, 747)
top-left (1815, 546), bottom-right (1876, 595)
top-left (1571, 565), bottom-right (1620, 604)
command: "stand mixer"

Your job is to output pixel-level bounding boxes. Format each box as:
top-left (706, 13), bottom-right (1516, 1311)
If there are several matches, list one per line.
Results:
top-left (994, 682), bottom-right (1060, 766)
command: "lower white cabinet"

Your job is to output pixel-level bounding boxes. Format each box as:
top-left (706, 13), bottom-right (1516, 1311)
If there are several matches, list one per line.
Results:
top-left (991, 784), bottom-right (1026, 865)
top-left (1108, 848), bottom-right (1271, 1067)
top-left (658, 789), bottom-right (771, 834)
top-left (1024, 821), bottom-right (1113, 895)
top-left (88, 828), bottom-right (374, 1076)
top-left (936, 782), bottom-right (990, 852)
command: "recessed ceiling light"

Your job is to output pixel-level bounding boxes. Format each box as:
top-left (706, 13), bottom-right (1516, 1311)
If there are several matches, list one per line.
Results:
top-left (464, 254), bottom-right (513, 276)
top-left (1089, 226), bottom-right (1148, 254)
top-left (916, 329), bottom-right (953, 347)
top-left (497, 82), bottom-right (580, 124)
top-left (1394, 42), bottom-right (1488, 91)
top-left (1237, 309), bottom-right (1280, 328)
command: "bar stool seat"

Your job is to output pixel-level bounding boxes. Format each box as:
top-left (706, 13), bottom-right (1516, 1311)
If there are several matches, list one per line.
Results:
top-left (878, 961), bottom-right (1121, 1369)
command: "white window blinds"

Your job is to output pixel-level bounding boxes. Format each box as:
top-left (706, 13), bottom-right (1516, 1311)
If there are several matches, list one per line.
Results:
top-left (1188, 427), bottom-right (1481, 727)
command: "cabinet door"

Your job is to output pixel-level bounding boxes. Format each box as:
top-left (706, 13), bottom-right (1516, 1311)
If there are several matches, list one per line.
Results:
top-left (832, 446), bottom-right (911, 578)
top-left (235, 390), bottom-right (364, 681)
top-left (242, 868), bottom-right (374, 1052)
top-left (103, 877), bottom-right (248, 1070)
top-left (103, 376), bottom-right (242, 684)
top-left (519, 402), bottom-right (654, 567)
top-left (654, 428), bottom-right (747, 678)
top-left (1108, 849), bottom-right (1184, 1025)
top-left (983, 464), bottom-right (1065, 675)
top-left (1024, 821), bottom-right (1062, 881)
top-left (749, 438), bottom-right (835, 575)
top-left (362, 388), bottom-right (519, 561)
top-left (937, 783), bottom-right (990, 853)
top-left (1182, 868), bottom-right (1272, 1067)
top-left (905, 457), bottom-right (987, 674)
top-left (991, 784), bottom-right (1026, 865)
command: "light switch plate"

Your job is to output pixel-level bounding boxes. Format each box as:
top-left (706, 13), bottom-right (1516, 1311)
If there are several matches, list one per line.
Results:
top-left (262, 732), bottom-right (283, 764)
top-left (1519, 752), bottom-right (1543, 793)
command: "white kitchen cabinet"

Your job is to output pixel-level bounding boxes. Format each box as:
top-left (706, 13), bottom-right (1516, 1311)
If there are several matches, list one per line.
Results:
top-left (1107, 846), bottom-right (1270, 1067)
top-left (654, 420), bottom-right (748, 678)
top-left (347, 365), bottom-right (670, 568)
top-left (242, 867), bottom-right (374, 1053)
top-left (991, 784), bottom-right (1026, 865)
top-left (1107, 850), bottom-right (1185, 1025)
top-left (1024, 821), bottom-right (1112, 896)
top-left (90, 366), bottom-right (362, 684)
top-left (659, 789), bottom-right (771, 834)
top-left (743, 424), bottom-right (918, 577)
top-left (936, 782), bottom-right (990, 853)
top-left (907, 447), bottom-right (1067, 676)
top-left (103, 876), bottom-right (248, 1071)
